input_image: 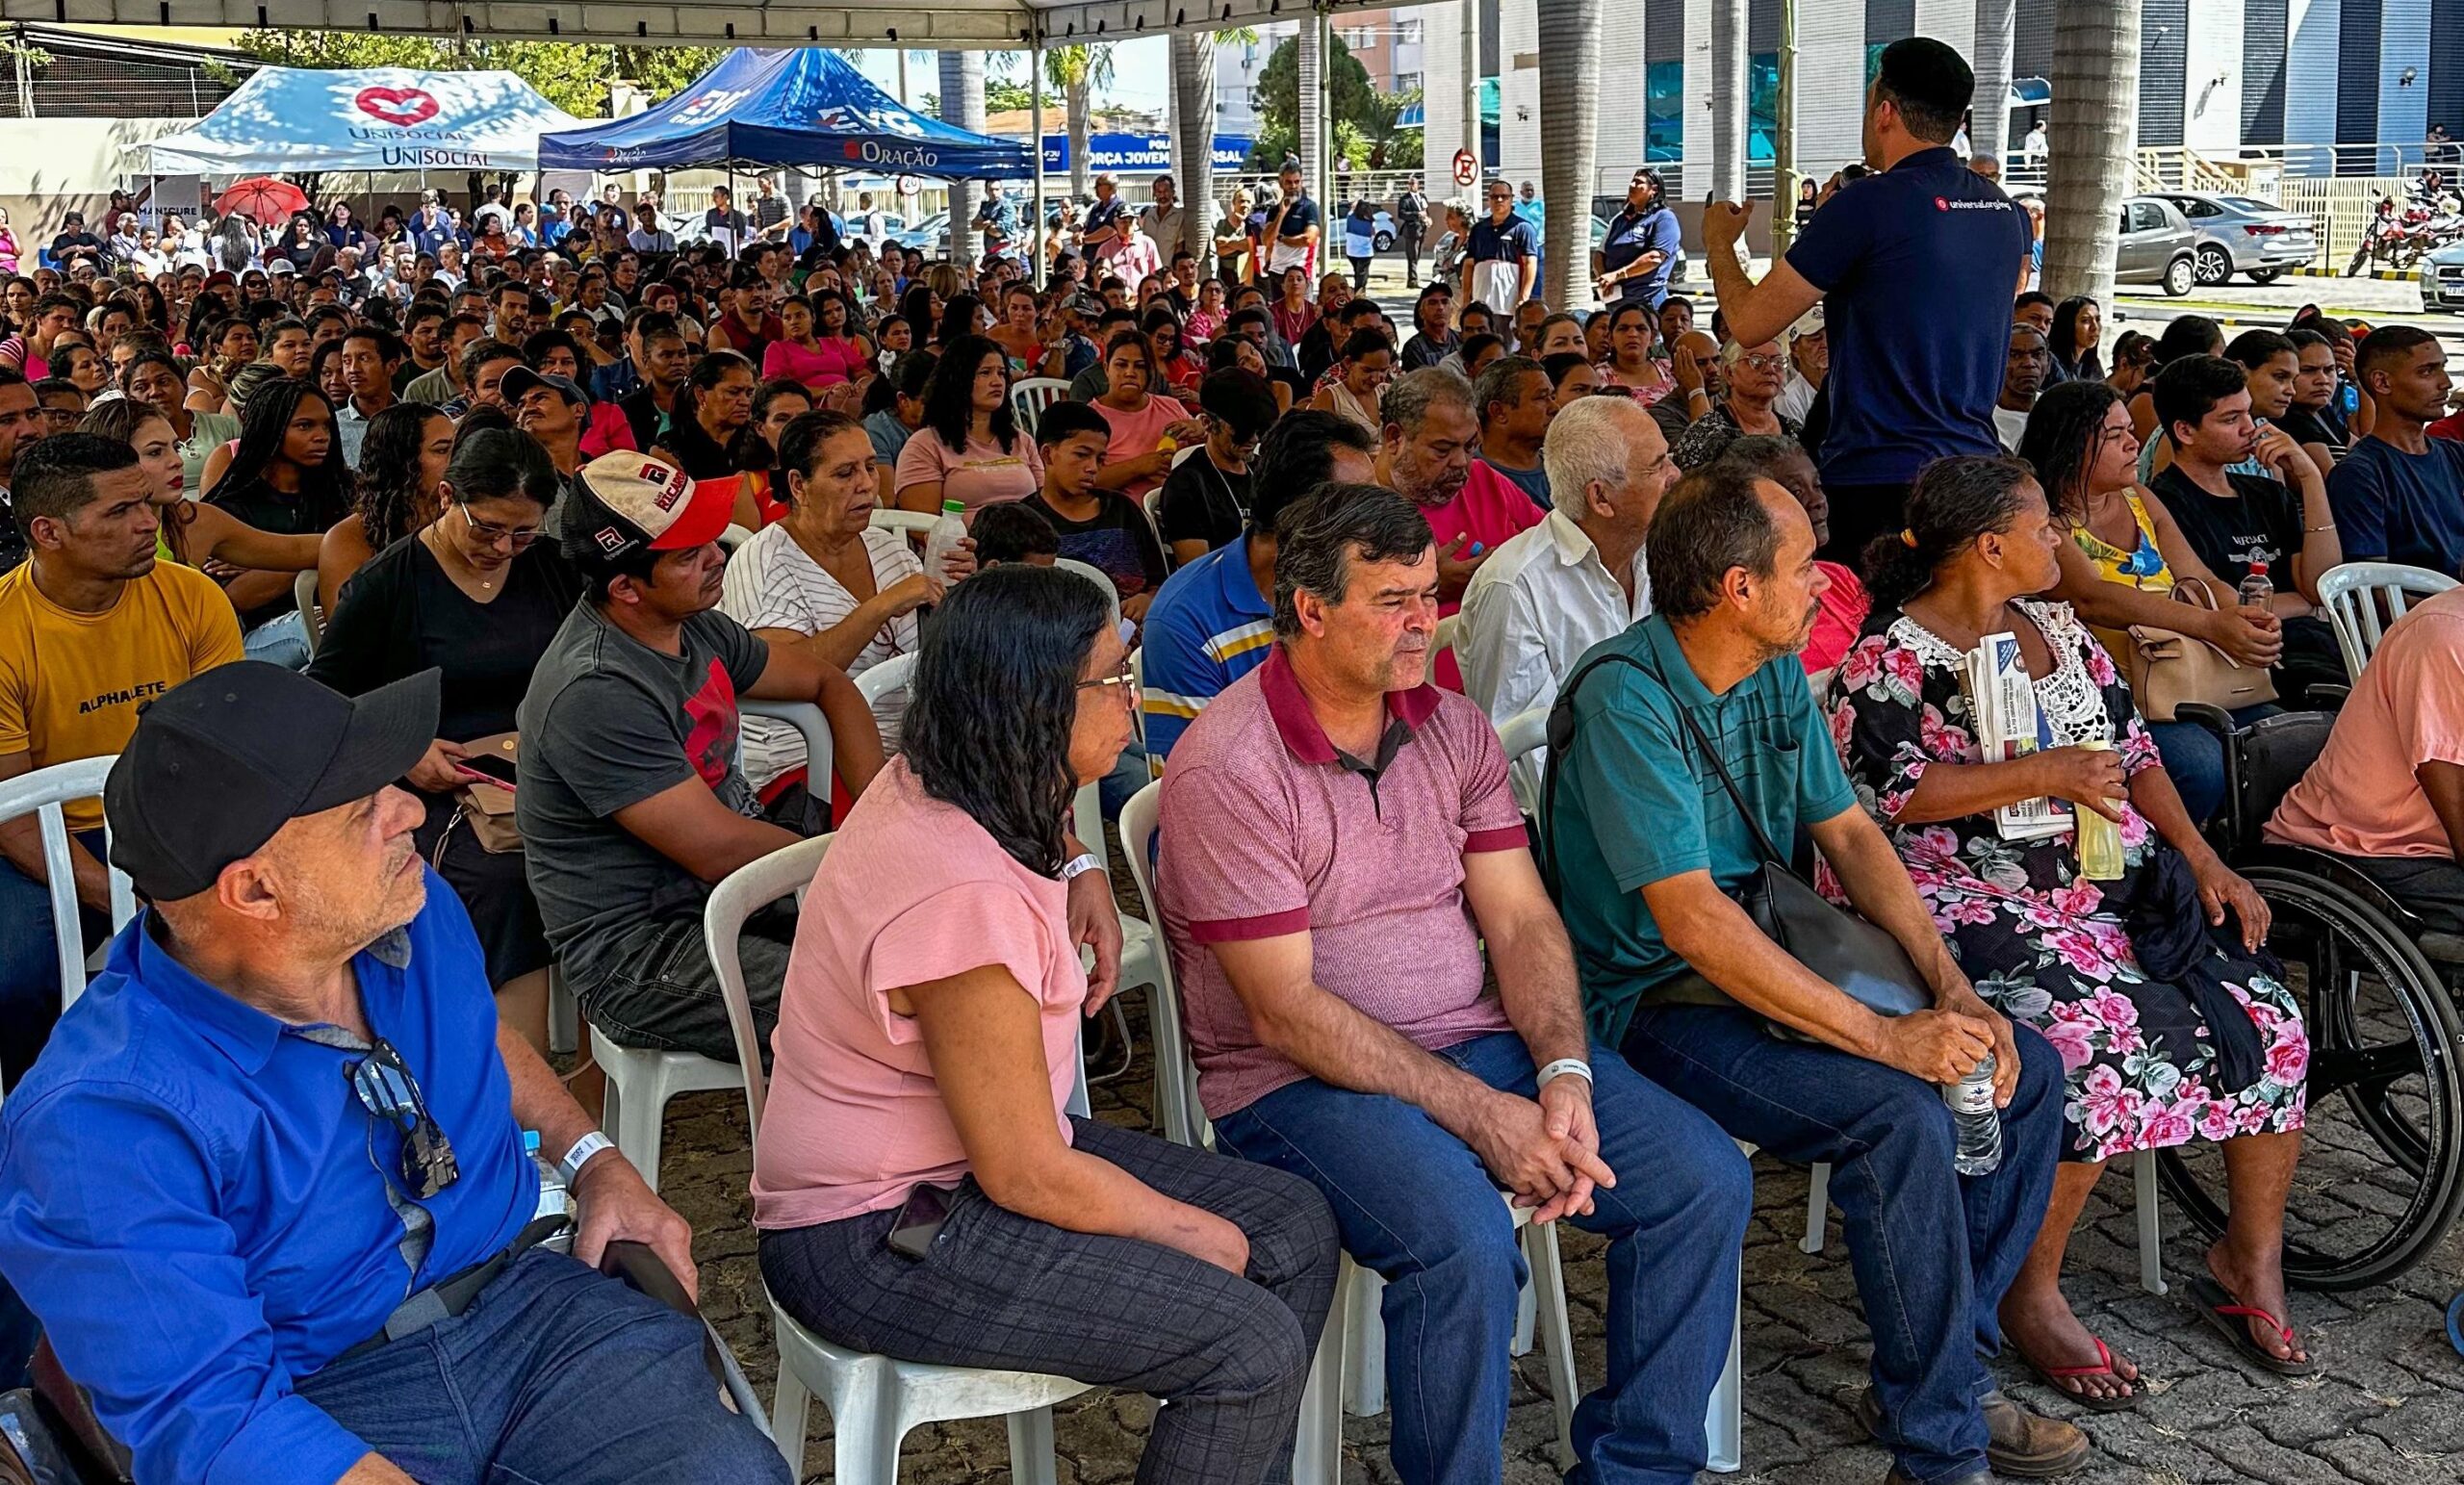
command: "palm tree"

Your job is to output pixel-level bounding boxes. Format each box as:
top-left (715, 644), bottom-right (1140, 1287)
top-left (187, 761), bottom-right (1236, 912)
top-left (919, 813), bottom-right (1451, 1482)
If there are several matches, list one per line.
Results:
top-left (1535, 0), bottom-right (1601, 308)
top-left (1170, 31), bottom-right (1220, 263)
top-left (1970, 0), bottom-right (2016, 169)
top-left (1297, 21), bottom-right (1323, 205)
top-left (2042, 0), bottom-right (2137, 303)
top-left (939, 51), bottom-right (987, 268)
top-left (1707, 0), bottom-right (1747, 203)
top-left (1044, 43), bottom-right (1115, 202)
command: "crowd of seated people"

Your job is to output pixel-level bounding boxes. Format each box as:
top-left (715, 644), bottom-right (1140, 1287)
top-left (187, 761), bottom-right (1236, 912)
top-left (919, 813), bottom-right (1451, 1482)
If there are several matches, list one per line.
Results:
top-left (0, 30), bottom-right (2458, 1485)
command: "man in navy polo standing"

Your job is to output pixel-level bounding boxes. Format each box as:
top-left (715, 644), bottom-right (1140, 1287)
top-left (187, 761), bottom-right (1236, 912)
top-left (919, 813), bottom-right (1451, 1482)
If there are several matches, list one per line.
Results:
top-left (1698, 37), bottom-right (2033, 565)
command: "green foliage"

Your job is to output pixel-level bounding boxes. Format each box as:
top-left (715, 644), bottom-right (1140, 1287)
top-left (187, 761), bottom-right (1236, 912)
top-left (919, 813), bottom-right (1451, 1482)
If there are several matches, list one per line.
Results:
top-left (225, 32), bottom-right (729, 116)
top-left (1042, 42), bottom-right (1116, 95)
top-left (1247, 35), bottom-right (1393, 170)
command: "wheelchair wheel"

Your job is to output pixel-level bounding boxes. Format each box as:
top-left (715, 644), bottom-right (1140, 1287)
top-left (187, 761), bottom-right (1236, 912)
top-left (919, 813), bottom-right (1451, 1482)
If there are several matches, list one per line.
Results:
top-left (2155, 866), bottom-right (2464, 1292)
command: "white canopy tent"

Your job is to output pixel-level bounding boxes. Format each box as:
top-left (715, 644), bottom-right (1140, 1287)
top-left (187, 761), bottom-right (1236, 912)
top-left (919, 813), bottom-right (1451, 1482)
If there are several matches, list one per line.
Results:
top-left (141, 65), bottom-right (592, 175)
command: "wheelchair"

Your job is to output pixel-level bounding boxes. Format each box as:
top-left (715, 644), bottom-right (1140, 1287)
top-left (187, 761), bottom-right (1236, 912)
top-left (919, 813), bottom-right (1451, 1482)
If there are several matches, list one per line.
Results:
top-left (2149, 704), bottom-right (2464, 1293)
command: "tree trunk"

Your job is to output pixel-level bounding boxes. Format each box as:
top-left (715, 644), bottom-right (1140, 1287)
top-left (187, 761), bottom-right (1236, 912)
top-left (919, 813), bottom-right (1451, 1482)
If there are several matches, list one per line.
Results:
top-left (1172, 30), bottom-right (1220, 263)
top-left (1068, 74), bottom-right (1092, 202)
top-left (1707, 0), bottom-right (1747, 203)
top-left (2042, 0), bottom-right (2137, 303)
top-left (1297, 18), bottom-right (1324, 208)
top-left (1535, 0), bottom-right (1601, 308)
top-left (939, 51), bottom-right (987, 268)
top-left (1970, 0), bottom-right (2016, 169)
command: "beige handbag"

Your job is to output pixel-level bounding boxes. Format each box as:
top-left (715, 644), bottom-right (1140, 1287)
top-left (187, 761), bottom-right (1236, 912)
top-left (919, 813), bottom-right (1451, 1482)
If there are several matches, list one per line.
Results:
top-left (446, 732), bottom-right (522, 857)
top-left (2122, 579), bottom-right (2277, 722)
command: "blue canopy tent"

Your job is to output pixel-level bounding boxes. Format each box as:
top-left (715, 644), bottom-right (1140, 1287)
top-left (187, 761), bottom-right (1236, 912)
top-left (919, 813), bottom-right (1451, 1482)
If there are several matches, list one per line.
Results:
top-left (539, 47), bottom-right (1033, 180)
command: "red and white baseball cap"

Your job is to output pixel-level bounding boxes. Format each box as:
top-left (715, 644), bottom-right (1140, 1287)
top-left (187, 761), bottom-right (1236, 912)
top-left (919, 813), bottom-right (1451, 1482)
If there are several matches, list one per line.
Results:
top-left (567, 450), bottom-right (733, 562)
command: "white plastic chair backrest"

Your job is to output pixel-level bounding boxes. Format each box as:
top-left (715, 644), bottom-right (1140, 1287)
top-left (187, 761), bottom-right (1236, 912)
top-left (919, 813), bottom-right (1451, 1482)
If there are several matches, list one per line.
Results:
top-left (1130, 645), bottom-right (1148, 754)
top-left (1806, 666), bottom-right (1835, 700)
top-left (1169, 444), bottom-right (1201, 470)
top-left (1117, 780), bottom-right (1204, 1138)
top-left (739, 700), bottom-right (835, 806)
top-left (868, 508), bottom-right (942, 541)
top-left (705, 833), bottom-right (834, 1134)
top-left (716, 523), bottom-right (755, 554)
top-left (1433, 613), bottom-right (1460, 662)
top-left (1010, 377), bottom-right (1071, 434)
top-left (0, 755), bottom-right (137, 1024)
top-left (1055, 557), bottom-right (1124, 629)
top-left (294, 569), bottom-right (323, 656)
top-left (855, 652), bottom-right (917, 709)
top-left (2316, 561), bottom-right (2459, 677)
top-left (1498, 706), bottom-right (1550, 822)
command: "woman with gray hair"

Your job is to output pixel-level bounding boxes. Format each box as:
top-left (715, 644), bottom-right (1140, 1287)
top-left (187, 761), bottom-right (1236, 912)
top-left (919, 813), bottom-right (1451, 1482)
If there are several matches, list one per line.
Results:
top-left (1668, 334), bottom-right (1804, 470)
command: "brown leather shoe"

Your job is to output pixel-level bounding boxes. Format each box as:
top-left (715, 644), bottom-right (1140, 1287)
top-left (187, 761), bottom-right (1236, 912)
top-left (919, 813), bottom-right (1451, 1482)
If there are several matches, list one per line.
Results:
top-left (1884, 1472), bottom-right (1991, 1485)
top-left (1856, 1385), bottom-right (2089, 1479)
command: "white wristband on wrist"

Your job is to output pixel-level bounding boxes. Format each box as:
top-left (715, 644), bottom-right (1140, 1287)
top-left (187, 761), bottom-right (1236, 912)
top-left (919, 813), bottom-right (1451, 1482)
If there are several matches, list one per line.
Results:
top-left (1536, 1058), bottom-right (1594, 1089)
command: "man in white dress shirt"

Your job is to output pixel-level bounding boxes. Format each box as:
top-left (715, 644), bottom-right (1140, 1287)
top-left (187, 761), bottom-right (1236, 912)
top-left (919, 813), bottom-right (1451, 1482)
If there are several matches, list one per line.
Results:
top-left (1458, 395), bottom-right (1678, 734)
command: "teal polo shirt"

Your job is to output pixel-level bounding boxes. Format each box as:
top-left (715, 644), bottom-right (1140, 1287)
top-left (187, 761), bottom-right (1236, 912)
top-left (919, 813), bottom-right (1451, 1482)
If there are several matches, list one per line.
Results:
top-left (1548, 612), bottom-right (1860, 1044)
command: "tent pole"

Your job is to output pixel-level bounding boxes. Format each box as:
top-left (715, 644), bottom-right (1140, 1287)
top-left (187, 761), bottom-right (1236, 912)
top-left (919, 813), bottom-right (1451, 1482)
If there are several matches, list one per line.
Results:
top-left (1032, 26), bottom-right (1048, 290)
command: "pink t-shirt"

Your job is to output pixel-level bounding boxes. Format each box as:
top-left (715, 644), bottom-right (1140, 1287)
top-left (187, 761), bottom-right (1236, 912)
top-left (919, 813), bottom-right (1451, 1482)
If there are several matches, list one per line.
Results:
top-left (1422, 461), bottom-right (1546, 689)
top-left (1093, 393), bottom-right (1192, 497)
top-left (1157, 647), bottom-right (1527, 1117)
top-left (2267, 585), bottom-right (2464, 859)
top-left (893, 426), bottom-right (1044, 514)
top-left (762, 335), bottom-right (864, 389)
top-left (752, 757), bottom-right (1087, 1228)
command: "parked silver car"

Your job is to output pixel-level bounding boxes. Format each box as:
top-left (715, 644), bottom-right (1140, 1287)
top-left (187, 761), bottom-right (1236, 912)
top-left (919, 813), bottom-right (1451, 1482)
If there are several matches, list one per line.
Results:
top-left (2116, 195), bottom-right (2199, 297)
top-left (2426, 240), bottom-right (2464, 310)
top-left (2152, 192), bottom-right (2319, 286)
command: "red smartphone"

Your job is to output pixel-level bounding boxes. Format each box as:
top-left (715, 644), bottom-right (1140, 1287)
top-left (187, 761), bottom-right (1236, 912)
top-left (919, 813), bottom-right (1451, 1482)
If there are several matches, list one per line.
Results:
top-left (454, 754), bottom-right (516, 790)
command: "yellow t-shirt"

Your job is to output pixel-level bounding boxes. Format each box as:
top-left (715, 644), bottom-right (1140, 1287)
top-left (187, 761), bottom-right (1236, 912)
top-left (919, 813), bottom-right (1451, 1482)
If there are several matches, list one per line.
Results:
top-left (0, 559), bottom-right (244, 832)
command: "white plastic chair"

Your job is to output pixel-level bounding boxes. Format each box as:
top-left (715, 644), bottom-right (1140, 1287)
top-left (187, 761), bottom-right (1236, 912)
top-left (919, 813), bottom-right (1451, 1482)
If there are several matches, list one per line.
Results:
top-left (1118, 780), bottom-right (1611, 1479)
top-left (1009, 376), bottom-right (1071, 434)
top-left (1432, 613), bottom-right (1460, 670)
top-left (592, 701), bottom-right (837, 1194)
top-left (1054, 557), bottom-right (1124, 630)
top-left (717, 522), bottom-right (756, 553)
top-left (1801, 1144), bottom-right (2169, 1297)
top-left (2316, 560), bottom-right (2459, 678)
top-left (1169, 444), bottom-right (1201, 470)
top-left (704, 833), bottom-right (1091, 1482)
top-left (854, 652), bottom-right (916, 709)
top-left (0, 755), bottom-right (137, 1052)
top-left (868, 508), bottom-right (942, 541)
top-left (1499, 706), bottom-right (1549, 821)
top-left (294, 569), bottom-right (323, 657)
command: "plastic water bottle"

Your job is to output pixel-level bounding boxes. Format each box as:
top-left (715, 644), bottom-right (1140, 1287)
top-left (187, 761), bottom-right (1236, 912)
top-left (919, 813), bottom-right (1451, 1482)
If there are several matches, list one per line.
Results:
top-left (526, 1130), bottom-right (571, 1223)
top-left (2238, 560), bottom-right (2274, 608)
top-left (2074, 738), bottom-right (2125, 882)
top-left (922, 499), bottom-right (967, 600)
top-left (1946, 1055), bottom-right (2004, 1176)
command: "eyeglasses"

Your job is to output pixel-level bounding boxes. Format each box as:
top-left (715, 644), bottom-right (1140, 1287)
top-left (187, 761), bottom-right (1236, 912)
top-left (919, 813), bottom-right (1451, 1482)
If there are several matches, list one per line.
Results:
top-left (347, 1037), bottom-right (461, 1200)
top-left (462, 506), bottom-right (543, 550)
top-left (1076, 660), bottom-right (1140, 700)
top-left (1735, 353), bottom-right (1787, 371)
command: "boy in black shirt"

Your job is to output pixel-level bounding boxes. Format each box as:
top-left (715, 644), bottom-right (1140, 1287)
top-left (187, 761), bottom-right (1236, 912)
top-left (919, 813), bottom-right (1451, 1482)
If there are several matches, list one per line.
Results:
top-left (1156, 369), bottom-right (1277, 565)
top-left (1017, 400), bottom-right (1168, 625)
top-left (2146, 354), bottom-right (2347, 697)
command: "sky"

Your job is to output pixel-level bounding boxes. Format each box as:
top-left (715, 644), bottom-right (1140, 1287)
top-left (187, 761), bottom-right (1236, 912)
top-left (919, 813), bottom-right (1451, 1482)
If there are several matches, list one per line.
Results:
top-left (848, 39), bottom-right (1176, 116)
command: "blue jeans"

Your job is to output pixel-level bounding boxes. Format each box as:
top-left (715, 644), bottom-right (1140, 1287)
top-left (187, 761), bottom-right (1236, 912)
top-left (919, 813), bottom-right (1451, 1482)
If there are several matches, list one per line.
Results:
top-left (0, 828), bottom-right (105, 1087)
top-left (1617, 1007), bottom-right (2063, 1485)
top-left (1099, 738), bottom-right (1151, 821)
top-left (1212, 1032), bottom-right (1750, 1485)
top-left (295, 1246), bottom-right (787, 1485)
top-left (243, 609), bottom-right (312, 671)
top-left (2148, 703), bottom-right (2280, 824)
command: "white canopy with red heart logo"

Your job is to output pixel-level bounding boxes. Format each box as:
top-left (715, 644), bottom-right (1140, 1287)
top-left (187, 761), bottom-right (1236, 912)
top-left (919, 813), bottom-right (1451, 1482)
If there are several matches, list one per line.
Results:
top-left (139, 65), bottom-right (590, 176)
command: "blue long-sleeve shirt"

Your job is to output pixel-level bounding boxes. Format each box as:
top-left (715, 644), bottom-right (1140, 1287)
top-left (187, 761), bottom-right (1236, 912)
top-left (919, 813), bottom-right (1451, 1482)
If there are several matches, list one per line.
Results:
top-left (0, 874), bottom-right (533, 1485)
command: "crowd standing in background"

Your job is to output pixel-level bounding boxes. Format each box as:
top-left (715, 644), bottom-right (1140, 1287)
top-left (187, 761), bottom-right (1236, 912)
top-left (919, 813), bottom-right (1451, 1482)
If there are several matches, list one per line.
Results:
top-left (0, 28), bottom-right (2458, 1485)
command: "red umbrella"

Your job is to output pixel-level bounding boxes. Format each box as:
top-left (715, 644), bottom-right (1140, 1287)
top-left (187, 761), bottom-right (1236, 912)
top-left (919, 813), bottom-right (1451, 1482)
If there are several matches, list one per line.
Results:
top-left (214, 176), bottom-right (310, 223)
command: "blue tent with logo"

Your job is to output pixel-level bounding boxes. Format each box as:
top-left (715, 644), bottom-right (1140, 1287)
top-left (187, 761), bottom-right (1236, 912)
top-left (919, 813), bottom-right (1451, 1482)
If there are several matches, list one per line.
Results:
top-left (539, 47), bottom-right (1033, 180)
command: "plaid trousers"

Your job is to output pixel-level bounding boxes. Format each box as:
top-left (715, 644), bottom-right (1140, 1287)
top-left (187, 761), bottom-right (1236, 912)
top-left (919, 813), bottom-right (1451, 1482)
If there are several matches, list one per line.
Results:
top-left (760, 1117), bottom-right (1340, 1485)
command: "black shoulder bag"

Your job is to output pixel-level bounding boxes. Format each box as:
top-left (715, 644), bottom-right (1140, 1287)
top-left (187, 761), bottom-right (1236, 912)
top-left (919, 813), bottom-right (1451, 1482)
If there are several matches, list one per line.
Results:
top-left (1542, 651), bottom-right (1931, 1021)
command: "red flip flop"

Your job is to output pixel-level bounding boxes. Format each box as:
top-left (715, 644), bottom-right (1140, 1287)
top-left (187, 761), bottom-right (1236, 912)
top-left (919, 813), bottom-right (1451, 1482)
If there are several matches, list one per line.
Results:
top-left (2191, 1275), bottom-right (2319, 1376)
top-left (2013, 1335), bottom-right (2142, 1412)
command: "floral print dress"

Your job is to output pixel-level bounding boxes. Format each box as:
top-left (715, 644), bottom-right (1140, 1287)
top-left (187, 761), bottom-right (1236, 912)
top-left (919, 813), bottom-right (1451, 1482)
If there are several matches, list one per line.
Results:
top-left (1823, 598), bottom-right (2309, 1162)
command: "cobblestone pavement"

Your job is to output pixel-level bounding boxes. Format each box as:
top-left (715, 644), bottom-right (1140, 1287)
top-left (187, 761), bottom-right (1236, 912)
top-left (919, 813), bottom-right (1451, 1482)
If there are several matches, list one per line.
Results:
top-left (656, 856), bottom-right (2464, 1484)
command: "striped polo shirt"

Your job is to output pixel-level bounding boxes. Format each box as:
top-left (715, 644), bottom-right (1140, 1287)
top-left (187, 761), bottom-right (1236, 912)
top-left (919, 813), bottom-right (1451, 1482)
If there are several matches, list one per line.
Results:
top-left (1156, 646), bottom-right (1527, 1117)
top-left (1139, 533), bottom-right (1275, 765)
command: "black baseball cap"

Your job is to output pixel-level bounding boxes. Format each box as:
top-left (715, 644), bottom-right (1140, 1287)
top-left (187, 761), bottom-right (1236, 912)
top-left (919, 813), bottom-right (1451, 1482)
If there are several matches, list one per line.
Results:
top-left (106, 662), bottom-right (440, 901)
top-left (499, 366), bottom-right (587, 409)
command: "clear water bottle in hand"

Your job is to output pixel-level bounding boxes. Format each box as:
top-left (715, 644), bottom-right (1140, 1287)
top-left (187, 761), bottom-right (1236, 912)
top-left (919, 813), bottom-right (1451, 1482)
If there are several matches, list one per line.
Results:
top-left (1945, 1054), bottom-right (2003, 1176)
top-left (2237, 560), bottom-right (2274, 609)
top-left (922, 499), bottom-right (968, 601)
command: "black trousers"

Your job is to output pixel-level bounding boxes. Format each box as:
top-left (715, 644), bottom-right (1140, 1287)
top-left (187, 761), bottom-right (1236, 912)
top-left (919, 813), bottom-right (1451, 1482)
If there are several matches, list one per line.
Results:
top-left (1399, 221), bottom-right (1424, 283)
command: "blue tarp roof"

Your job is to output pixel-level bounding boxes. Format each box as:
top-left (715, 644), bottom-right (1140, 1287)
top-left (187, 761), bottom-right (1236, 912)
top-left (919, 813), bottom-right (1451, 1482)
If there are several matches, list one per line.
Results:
top-left (540, 47), bottom-right (1034, 180)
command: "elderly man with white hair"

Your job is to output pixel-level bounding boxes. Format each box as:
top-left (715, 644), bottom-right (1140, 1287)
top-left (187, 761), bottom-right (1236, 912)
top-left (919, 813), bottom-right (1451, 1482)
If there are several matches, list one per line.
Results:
top-left (1457, 393), bottom-right (1680, 732)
